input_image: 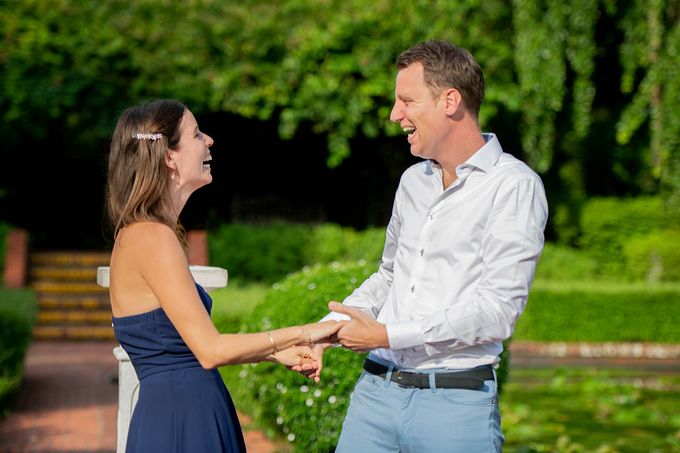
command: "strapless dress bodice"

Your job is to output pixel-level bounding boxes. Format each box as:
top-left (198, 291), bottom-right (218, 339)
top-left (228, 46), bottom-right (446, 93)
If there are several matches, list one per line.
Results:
top-left (112, 283), bottom-right (211, 380)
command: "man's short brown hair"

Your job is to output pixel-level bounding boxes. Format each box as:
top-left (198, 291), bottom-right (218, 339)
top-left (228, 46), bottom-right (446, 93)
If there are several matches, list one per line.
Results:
top-left (396, 40), bottom-right (484, 116)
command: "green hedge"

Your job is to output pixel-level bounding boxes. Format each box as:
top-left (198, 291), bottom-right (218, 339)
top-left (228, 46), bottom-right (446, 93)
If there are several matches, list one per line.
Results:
top-left (208, 222), bottom-right (310, 284)
top-left (513, 281), bottom-right (680, 342)
top-left (0, 289), bottom-right (38, 417)
top-left (579, 197), bottom-right (667, 277)
top-left (218, 261), bottom-right (511, 452)
top-left (534, 243), bottom-right (598, 281)
top-left (624, 230), bottom-right (680, 282)
top-left (0, 222), bottom-right (12, 284)
top-left (208, 222), bottom-right (384, 283)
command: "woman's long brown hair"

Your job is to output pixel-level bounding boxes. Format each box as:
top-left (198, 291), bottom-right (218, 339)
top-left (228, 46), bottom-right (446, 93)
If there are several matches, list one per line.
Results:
top-left (105, 99), bottom-right (188, 248)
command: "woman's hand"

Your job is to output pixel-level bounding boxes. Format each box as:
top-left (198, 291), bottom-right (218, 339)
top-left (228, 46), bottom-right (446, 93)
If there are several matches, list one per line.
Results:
top-left (272, 345), bottom-right (318, 368)
top-left (303, 320), bottom-right (346, 345)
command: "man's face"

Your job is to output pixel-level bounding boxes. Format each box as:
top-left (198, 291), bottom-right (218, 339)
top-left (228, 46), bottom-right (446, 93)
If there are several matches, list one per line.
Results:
top-left (389, 63), bottom-right (448, 160)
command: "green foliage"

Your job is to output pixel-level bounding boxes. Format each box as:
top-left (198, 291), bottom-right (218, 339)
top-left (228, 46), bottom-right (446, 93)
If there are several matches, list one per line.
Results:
top-left (534, 242), bottom-right (598, 281)
top-left (220, 261), bottom-right (512, 451)
top-left (304, 223), bottom-right (384, 265)
top-left (208, 222), bottom-right (384, 283)
top-left (501, 367), bottom-right (680, 452)
top-left (221, 261), bottom-right (372, 452)
top-left (578, 196), bottom-right (667, 277)
top-left (0, 289), bottom-right (38, 416)
top-left (208, 222), bottom-right (311, 284)
top-left (0, 222), bottom-right (11, 283)
top-left (514, 281), bottom-right (680, 342)
top-left (624, 230), bottom-right (680, 282)
top-left (210, 281), bottom-right (269, 334)
top-left (2, 0), bottom-right (679, 255)
top-left (616, 0), bottom-right (680, 186)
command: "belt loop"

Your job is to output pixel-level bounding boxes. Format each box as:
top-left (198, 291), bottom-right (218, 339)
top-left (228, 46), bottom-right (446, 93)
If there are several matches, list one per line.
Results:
top-left (384, 365), bottom-right (395, 388)
top-left (428, 371), bottom-right (437, 393)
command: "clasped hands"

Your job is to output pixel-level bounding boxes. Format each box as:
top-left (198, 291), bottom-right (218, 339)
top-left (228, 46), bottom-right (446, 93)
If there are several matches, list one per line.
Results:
top-left (284, 301), bottom-right (389, 382)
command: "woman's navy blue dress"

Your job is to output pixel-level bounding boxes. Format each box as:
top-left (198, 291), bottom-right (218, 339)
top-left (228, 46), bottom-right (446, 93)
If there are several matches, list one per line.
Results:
top-left (112, 283), bottom-right (246, 453)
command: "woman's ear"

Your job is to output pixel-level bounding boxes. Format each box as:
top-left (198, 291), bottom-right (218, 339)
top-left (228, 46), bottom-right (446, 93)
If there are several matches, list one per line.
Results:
top-left (164, 149), bottom-right (177, 171)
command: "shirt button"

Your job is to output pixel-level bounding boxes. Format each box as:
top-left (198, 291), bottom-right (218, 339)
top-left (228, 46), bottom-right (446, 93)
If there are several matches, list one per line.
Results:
top-left (430, 214), bottom-right (434, 220)
top-left (400, 356), bottom-right (405, 363)
top-left (410, 285), bottom-right (415, 293)
top-left (420, 249), bottom-right (424, 256)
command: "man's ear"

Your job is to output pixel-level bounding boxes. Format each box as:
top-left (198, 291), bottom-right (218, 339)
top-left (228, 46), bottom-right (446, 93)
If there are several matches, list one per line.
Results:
top-left (443, 88), bottom-right (463, 115)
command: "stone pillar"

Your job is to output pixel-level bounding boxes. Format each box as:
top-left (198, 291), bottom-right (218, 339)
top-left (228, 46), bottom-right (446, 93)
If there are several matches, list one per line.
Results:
top-left (187, 229), bottom-right (209, 266)
top-left (2, 228), bottom-right (28, 288)
top-left (97, 265), bottom-right (228, 453)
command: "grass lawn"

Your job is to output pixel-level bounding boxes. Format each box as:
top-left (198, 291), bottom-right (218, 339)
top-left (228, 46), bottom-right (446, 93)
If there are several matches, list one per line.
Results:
top-left (501, 367), bottom-right (680, 452)
top-left (209, 280), bottom-right (269, 333)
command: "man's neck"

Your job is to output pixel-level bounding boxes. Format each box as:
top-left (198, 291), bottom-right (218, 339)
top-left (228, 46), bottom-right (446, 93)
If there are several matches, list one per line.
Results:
top-left (438, 127), bottom-right (486, 189)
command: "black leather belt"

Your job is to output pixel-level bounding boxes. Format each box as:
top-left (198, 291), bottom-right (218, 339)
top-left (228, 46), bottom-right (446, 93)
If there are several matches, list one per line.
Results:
top-left (363, 358), bottom-right (494, 390)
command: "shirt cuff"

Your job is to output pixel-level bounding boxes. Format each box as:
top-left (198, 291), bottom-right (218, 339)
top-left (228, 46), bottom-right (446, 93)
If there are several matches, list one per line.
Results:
top-left (386, 320), bottom-right (424, 350)
top-left (319, 311), bottom-right (351, 322)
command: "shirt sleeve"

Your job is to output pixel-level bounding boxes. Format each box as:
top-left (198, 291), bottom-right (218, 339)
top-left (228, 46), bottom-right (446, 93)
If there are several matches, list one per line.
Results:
top-left (386, 175), bottom-right (548, 354)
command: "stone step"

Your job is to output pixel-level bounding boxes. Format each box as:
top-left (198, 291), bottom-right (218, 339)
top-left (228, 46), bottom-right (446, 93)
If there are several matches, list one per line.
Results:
top-left (32, 281), bottom-right (109, 296)
top-left (33, 325), bottom-right (116, 341)
top-left (30, 251), bottom-right (111, 267)
top-left (37, 310), bottom-right (113, 326)
top-left (30, 267), bottom-right (99, 282)
top-left (29, 251), bottom-right (113, 341)
top-left (38, 296), bottom-right (110, 310)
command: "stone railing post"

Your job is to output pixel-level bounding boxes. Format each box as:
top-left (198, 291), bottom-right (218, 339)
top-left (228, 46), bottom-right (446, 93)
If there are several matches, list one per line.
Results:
top-left (97, 265), bottom-right (228, 453)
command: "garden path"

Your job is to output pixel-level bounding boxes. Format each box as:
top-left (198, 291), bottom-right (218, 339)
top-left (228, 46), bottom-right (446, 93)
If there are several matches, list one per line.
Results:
top-left (0, 342), bottom-right (279, 453)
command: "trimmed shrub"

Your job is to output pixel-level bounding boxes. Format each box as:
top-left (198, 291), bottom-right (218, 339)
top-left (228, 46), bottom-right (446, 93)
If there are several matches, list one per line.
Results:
top-left (304, 223), bottom-right (385, 265)
top-left (534, 243), bottom-right (598, 281)
top-left (0, 289), bottom-right (38, 416)
top-left (624, 230), bottom-right (680, 282)
top-left (220, 261), bottom-right (512, 452)
top-left (208, 222), bottom-right (386, 283)
top-left (208, 222), bottom-right (311, 283)
top-left (514, 281), bottom-right (680, 342)
top-left (0, 222), bottom-right (12, 283)
top-left (579, 196), bottom-right (666, 277)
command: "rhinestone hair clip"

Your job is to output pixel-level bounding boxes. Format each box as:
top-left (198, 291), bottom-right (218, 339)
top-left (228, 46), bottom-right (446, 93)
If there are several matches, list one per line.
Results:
top-left (133, 133), bottom-right (163, 141)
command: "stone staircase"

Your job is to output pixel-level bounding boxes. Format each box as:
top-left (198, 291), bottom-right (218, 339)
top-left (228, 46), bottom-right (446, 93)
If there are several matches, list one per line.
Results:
top-left (30, 251), bottom-right (115, 341)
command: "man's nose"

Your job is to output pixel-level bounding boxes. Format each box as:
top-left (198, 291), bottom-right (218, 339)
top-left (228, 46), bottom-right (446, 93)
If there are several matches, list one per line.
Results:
top-left (389, 103), bottom-right (402, 123)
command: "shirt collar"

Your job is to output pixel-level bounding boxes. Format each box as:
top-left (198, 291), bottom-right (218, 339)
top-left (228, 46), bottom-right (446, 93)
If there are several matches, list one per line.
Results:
top-left (462, 133), bottom-right (502, 173)
top-left (423, 133), bottom-right (502, 177)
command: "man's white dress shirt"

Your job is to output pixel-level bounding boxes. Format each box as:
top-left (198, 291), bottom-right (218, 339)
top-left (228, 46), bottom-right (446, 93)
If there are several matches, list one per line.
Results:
top-left (329, 133), bottom-right (548, 370)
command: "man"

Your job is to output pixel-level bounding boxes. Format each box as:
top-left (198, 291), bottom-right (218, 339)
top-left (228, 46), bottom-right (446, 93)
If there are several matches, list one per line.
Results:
top-left (308, 40), bottom-right (548, 452)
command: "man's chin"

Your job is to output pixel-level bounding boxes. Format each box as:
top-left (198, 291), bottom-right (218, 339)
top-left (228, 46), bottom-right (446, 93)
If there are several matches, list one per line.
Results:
top-left (409, 146), bottom-right (423, 158)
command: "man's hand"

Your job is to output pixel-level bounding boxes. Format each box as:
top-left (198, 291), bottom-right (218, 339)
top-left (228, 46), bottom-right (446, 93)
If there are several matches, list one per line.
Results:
top-left (329, 301), bottom-right (389, 352)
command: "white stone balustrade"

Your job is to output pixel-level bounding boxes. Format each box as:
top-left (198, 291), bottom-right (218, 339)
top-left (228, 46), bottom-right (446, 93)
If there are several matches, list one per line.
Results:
top-left (96, 265), bottom-right (228, 453)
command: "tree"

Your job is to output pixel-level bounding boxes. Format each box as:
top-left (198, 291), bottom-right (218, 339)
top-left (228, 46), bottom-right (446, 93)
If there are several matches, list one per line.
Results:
top-left (1, 0), bottom-right (677, 240)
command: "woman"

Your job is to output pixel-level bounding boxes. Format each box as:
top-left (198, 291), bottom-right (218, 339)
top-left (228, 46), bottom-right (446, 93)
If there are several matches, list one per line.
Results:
top-left (106, 99), bottom-right (343, 452)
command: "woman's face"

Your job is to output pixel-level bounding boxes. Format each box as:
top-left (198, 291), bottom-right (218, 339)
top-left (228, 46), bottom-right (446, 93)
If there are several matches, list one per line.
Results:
top-left (168, 109), bottom-right (215, 193)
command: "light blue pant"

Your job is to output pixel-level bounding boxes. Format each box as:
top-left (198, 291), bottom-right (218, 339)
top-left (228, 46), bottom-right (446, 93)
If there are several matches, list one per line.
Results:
top-left (335, 356), bottom-right (504, 452)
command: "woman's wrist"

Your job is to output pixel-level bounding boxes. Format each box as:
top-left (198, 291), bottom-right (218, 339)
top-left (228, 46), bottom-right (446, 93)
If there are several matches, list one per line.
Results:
top-left (300, 326), bottom-right (313, 346)
top-left (266, 331), bottom-right (278, 355)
